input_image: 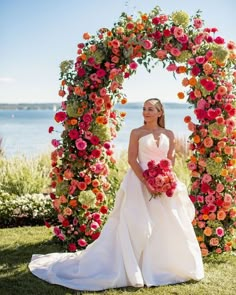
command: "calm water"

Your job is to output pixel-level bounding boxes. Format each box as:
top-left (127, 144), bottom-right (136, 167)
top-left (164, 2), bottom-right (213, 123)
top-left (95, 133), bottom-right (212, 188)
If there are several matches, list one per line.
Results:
top-left (0, 103), bottom-right (195, 158)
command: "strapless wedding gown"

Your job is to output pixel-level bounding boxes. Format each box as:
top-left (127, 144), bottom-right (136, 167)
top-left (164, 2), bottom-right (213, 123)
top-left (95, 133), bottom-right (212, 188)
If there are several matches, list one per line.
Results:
top-left (29, 133), bottom-right (204, 291)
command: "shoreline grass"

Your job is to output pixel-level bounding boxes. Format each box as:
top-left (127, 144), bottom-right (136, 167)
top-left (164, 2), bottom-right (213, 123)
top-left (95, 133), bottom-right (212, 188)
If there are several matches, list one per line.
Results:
top-left (0, 226), bottom-right (235, 295)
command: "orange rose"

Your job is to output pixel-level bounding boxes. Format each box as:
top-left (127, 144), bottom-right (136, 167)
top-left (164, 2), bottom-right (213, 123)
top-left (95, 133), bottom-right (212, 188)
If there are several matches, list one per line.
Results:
top-left (203, 137), bottom-right (213, 148)
top-left (217, 210), bottom-right (226, 220)
top-left (69, 199), bottom-right (78, 208)
top-left (204, 226), bottom-right (212, 236)
top-left (177, 92), bottom-right (185, 99)
top-left (201, 248), bottom-right (209, 256)
top-left (193, 135), bottom-right (201, 143)
top-left (188, 76), bottom-right (197, 86)
top-left (210, 238), bottom-right (219, 246)
top-left (83, 32), bottom-right (91, 40)
top-left (121, 98), bottom-right (127, 104)
top-left (184, 115), bottom-right (191, 123)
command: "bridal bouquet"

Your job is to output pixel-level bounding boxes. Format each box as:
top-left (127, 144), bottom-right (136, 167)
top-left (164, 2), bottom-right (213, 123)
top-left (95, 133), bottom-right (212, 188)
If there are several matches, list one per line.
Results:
top-left (143, 159), bottom-right (177, 199)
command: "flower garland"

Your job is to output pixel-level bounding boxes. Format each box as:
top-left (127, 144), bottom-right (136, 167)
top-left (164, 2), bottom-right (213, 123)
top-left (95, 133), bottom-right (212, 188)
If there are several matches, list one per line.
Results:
top-left (48, 6), bottom-right (236, 254)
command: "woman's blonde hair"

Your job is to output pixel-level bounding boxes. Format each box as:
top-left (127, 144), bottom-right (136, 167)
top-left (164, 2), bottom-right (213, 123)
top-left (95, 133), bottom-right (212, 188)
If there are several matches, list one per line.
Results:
top-left (144, 98), bottom-right (165, 128)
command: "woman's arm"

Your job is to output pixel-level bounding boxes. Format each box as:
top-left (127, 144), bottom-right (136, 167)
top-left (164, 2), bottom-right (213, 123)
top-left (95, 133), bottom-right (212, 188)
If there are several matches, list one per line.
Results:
top-left (167, 130), bottom-right (176, 167)
top-left (127, 129), bottom-right (145, 183)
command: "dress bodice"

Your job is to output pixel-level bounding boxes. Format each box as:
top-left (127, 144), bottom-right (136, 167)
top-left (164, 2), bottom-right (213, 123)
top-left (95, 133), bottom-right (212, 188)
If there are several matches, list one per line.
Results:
top-left (138, 133), bottom-right (169, 168)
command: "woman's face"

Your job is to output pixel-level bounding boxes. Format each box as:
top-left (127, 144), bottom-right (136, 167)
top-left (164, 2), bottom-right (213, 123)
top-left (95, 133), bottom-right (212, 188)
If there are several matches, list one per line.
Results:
top-left (142, 101), bottom-right (161, 123)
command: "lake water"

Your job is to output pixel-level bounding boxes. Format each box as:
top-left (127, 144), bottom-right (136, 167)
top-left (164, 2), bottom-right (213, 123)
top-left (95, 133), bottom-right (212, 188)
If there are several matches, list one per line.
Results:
top-left (0, 103), bottom-right (195, 158)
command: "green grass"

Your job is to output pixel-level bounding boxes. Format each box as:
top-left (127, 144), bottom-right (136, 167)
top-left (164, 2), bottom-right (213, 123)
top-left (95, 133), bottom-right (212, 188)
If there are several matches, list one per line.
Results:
top-left (0, 227), bottom-right (235, 295)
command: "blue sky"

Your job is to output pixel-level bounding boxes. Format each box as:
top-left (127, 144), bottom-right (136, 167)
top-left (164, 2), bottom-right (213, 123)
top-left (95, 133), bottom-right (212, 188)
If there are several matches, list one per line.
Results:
top-left (1, 0), bottom-right (236, 103)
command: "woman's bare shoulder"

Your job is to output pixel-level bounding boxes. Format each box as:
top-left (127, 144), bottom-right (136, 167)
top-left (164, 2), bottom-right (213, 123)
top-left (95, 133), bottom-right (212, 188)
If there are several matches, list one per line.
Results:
top-left (163, 128), bottom-right (175, 139)
top-left (130, 126), bottom-right (145, 138)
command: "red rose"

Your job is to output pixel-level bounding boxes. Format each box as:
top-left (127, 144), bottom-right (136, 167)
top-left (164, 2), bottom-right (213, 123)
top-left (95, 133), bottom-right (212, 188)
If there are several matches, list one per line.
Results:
top-left (100, 205), bottom-right (108, 214)
top-left (68, 243), bottom-right (77, 252)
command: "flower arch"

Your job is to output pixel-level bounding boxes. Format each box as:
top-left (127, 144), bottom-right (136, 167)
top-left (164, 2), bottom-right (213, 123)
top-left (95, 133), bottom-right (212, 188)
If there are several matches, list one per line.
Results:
top-left (48, 6), bottom-right (236, 255)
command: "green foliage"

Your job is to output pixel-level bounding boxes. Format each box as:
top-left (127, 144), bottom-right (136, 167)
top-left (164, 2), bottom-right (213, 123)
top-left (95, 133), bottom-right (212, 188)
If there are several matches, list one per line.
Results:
top-left (0, 153), bottom-right (51, 196)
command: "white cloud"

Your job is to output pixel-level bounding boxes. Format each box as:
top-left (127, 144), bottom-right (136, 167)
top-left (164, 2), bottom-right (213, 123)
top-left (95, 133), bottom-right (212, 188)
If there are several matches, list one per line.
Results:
top-left (0, 77), bottom-right (15, 83)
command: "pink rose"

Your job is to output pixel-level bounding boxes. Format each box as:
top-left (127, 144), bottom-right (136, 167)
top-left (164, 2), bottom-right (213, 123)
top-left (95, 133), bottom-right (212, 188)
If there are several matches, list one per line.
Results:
top-left (216, 227), bottom-right (224, 237)
top-left (77, 238), bottom-right (87, 247)
top-left (129, 61), bottom-right (138, 70)
top-left (194, 18), bottom-right (203, 29)
top-left (75, 138), bottom-right (87, 150)
top-left (170, 47), bottom-right (181, 57)
top-left (156, 50), bottom-right (167, 60)
top-left (166, 63), bottom-right (177, 71)
top-left (143, 39), bottom-right (153, 50)
top-left (177, 34), bottom-right (188, 44)
top-left (68, 129), bottom-right (79, 140)
top-left (195, 56), bottom-right (206, 64)
top-left (90, 221), bottom-right (100, 231)
top-left (51, 139), bottom-right (60, 147)
top-left (214, 36), bottom-right (225, 44)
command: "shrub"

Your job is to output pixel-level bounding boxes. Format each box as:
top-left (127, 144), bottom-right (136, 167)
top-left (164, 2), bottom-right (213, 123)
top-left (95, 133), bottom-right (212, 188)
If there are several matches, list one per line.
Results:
top-left (0, 192), bottom-right (56, 228)
top-left (0, 153), bottom-right (51, 196)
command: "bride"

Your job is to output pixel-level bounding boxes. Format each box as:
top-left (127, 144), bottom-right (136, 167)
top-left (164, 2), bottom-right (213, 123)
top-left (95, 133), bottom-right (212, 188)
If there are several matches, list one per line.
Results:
top-left (29, 98), bottom-right (204, 291)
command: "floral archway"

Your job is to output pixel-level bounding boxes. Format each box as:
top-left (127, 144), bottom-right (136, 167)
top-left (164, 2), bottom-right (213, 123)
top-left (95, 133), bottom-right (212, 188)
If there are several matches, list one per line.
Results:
top-left (48, 6), bottom-right (236, 255)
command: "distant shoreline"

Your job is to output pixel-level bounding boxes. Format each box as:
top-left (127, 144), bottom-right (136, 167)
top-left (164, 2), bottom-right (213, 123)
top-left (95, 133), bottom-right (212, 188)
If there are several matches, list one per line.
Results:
top-left (0, 103), bottom-right (60, 110)
top-left (0, 102), bottom-right (190, 110)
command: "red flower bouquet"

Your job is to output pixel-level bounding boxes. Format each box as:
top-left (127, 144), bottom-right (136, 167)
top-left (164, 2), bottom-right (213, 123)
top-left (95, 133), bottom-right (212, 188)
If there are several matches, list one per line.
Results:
top-left (143, 159), bottom-right (177, 199)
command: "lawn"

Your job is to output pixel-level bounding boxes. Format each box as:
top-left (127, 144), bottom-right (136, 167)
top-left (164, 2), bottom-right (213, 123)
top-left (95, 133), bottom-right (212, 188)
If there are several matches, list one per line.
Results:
top-left (0, 226), bottom-right (235, 295)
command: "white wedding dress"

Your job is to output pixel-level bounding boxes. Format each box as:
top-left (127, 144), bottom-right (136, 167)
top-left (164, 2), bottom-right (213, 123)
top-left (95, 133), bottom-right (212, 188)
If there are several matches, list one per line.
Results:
top-left (29, 133), bottom-right (204, 291)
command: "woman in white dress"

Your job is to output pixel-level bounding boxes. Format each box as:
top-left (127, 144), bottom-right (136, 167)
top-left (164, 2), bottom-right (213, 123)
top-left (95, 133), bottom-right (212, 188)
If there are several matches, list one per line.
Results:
top-left (29, 98), bottom-right (204, 291)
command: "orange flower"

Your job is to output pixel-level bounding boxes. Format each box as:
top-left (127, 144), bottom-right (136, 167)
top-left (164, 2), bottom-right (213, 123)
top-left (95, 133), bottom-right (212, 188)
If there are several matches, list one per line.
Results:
top-left (190, 155), bottom-right (197, 163)
top-left (203, 137), bottom-right (213, 148)
top-left (136, 23), bottom-right (144, 31)
top-left (83, 32), bottom-right (91, 40)
top-left (217, 85), bottom-right (227, 95)
top-left (95, 116), bottom-right (105, 124)
top-left (120, 112), bottom-right (126, 118)
top-left (77, 108), bottom-right (84, 116)
top-left (224, 146), bottom-right (232, 155)
top-left (210, 238), bottom-right (219, 246)
top-left (80, 53), bottom-right (87, 61)
top-left (208, 213), bottom-right (216, 220)
top-left (141, 14), bottom-right (148, 21)
top-left (58, 89), bottom-right (66, 97)
top-left (177, 66), bottom-right (187, 73)
top-left (197, 236), bottom-right (204, 242)
top-left (202, 214), bottom-right (209, 220)
top-left (191, 171), bottom-right (200, 177)
top-left (193, 135), bottom-right (201, 143)
top-left (184, 115), bottom-right (191, 123)
top-left (61, 80), bottom-right (66, 86)
top-left (121, 98), bottom-right (127, 104)
top-left (70, 118), bottom-right (78, 126)
top-left (91, 179), bottom-right (100, 187)
top-left (217, 210), bottom-right (226, 220)
top-left (64, 169), bottom-right (74, 180)
top-left (74, 86), bottom-right (83, 96)
top-left (204, 226), bottom-right (212, 236)
top-left (199, 147), bottom-right (206, 154)
top-left (69, 199), bottom-right (78, 208)
top-left (221, 169), bottom-right (228, 177)
top-left (203, 63), bottom-right (213, 75)
top-left (182, 78), bottom-right (189, 87)
top-left (177, 92), bottom-right (185, 99)
top-left (214, 156), bottom-right (222, 163)
top-left (63, 207), bottom-right (73, 216)
top-left (92, 188), bottom-right (100, 194)
top-left (188, 76), bottom-right (197, 86)
top-left (201, 248), bottom-right (209, 256)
